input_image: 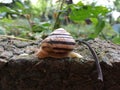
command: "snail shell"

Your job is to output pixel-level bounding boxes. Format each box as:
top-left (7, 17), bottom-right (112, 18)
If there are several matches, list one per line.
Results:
top-left (36, 28), bottom-right (83, 58)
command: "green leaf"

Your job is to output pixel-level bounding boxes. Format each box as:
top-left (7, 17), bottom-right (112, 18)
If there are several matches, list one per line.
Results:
top-left (1, 18), bottom-right (13, 23)
top-left (16, 26), bottom-right (30, 31)
top-left (40, 22), bottom-right (51, 27)
top-left (112, 37), bottom-right (120, 44)
top-left (68, 2), bottom-right (110, 22)
top-left (0, 6), bottom-right (16, 13)
top-left (15, 1), bottom-right (24, 9)
top-left (90, 18), bottom-right (98, 25)
top-left (89, 19), bottom-right (105, 38)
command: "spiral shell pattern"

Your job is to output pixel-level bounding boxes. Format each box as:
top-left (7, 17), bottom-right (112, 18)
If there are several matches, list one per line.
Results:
top-left (36, 28), bottom-right (76, 58)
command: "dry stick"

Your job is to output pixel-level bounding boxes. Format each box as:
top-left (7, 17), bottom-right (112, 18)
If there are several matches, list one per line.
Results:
top-left (53, 0), bottom-right (65, 30)
top-left (24, 14), bottom-right (33, 32)
top-left (0, 35), bottom-right (34, 42)
top-left (77, 40), bottom-right (103, 82)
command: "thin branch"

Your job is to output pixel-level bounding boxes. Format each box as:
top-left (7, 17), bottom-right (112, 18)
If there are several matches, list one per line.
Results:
top-left (0, 35), bottom-right (34, 42)
top-left (53, 0), bottom-right (65, 30)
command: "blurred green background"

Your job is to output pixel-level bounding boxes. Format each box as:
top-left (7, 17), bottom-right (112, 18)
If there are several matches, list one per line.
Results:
top-left (0, 0), bottom-right (120, 44)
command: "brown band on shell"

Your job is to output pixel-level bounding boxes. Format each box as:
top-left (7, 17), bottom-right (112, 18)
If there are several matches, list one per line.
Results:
top-left (42, 46), bottom-right (73, 51)
top-left (53, 47), bottom-right (73, 51)
top-left (47, 51), bottom-right (68, 55)
top-left (41, 40), bottom-right (75, 51)
top-left (51, 52), bottom-right (67, 55)
top-left (46, 41), bottom-right (75, 45)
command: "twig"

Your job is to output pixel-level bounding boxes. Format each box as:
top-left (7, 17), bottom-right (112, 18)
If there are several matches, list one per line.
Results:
top-left (53, 0), bottom-right (65, 30)
top-left (24, 14), bottom-right (33, 32)
top-left (0, 35), bottom-right (34, 42)
top-left (77, 40), bottom-right (103, 82)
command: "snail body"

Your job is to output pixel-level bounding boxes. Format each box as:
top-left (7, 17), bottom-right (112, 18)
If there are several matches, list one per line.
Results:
top-left (36, 28), bottom-right (82, 58)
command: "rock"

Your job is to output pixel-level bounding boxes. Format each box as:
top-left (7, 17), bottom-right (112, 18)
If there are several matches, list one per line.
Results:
top-left (0, 46), bottom-right (4, 53)
top-left (13, 48), bottom-right (25, 55)
top-left (25, 46), bottom-right (37, 54)
top-left (0, 36), bottom-right (120, 90)
top-left (14, 41), bottom-right (30, 48)
top-left (0, 51), bottom-right (13, 59)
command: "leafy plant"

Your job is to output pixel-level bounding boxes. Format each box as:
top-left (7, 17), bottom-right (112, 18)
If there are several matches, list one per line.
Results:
top-left (89, 18), bottom-right (105, 38)
top-left (65, 1), bottom-right (110, 39)
top-left (0, 0), bottom-right (119, 44)
top-left (69, 5), bottom-right (109, 21)
top-left (0, 1), bottom-right (27, 18)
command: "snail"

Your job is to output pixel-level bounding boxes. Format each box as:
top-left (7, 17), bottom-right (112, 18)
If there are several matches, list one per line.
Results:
top-left (36, 28), bottom-right (83, 58)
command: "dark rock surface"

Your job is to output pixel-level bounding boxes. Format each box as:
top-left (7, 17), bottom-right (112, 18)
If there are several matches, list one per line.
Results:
top-left (0, 37), bottom-right (120, 90)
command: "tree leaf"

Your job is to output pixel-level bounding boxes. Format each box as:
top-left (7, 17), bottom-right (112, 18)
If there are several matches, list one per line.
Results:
top-left (112, 37), bottom-right (120, 44)
top-left (89, 19), bottom-right (105, 38)
top-left (68, 2), bottom-right (110, 22)
top-left (0, 6), bottom-right (15, 13)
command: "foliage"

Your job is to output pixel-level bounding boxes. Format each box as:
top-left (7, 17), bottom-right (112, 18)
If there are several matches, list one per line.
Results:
top-left (114, 0), bottom-right (120, 11)
top-left (68, 2), bottom-right (109, 21)
top-left (0, 1), bottom-right (28, 18)
top-left (0, 0), bottom-right (119, 44)
top-left (0, 0), bottom-right (52, 39)
top-left (89, 18), bottom-right (105, 38)
top-left (65, 1), bottom-right (110, 39)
